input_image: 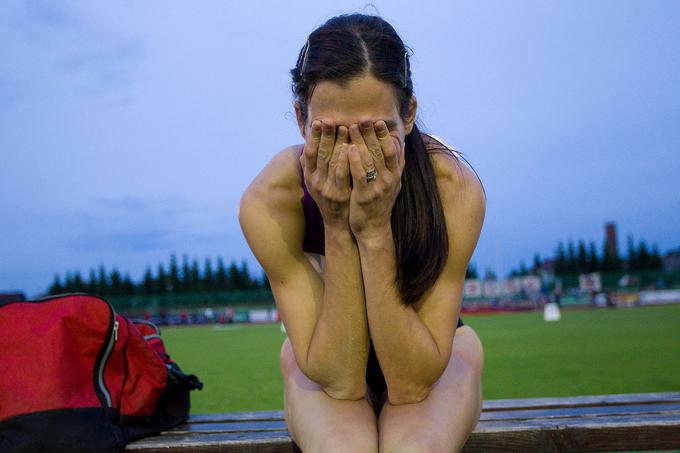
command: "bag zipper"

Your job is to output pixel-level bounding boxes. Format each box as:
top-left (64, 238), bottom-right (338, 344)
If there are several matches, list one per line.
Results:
top-left (130, 318), bottom-right (163, 342)
top-left (94, 301), bottom-right (118, 408)
top-left (130, 318), bottom-right (161, 335)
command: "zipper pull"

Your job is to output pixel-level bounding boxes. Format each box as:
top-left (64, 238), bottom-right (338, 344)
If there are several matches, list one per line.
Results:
top-left (113, 320), bottom-right (119, 341)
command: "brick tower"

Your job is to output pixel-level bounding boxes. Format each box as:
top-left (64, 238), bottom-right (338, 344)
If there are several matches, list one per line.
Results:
top-left (605, 222), bottom-right (618, 259)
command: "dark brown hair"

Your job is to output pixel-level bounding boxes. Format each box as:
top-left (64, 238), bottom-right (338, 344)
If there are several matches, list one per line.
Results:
top-left (291, 13), bottom-right (465, 306)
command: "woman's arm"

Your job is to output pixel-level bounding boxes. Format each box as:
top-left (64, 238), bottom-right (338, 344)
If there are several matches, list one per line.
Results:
top-left (358, 159), bottom-right (485, 404)
top-left (345, 121), bottom-right (486, 405)
top-left (306, 224), bottom-right (368, 399)
top-left (239, 146), bottom-right (369, 400)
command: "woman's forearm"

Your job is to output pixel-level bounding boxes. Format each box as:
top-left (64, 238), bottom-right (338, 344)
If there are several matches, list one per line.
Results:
top-left (357, 225), bottom-right (445, 404)
top-left (304, 224), bottom-right (369, 400)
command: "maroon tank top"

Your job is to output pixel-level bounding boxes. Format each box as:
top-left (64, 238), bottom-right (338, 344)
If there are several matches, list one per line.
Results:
top-left (300, 147), bottom-right (325, 255)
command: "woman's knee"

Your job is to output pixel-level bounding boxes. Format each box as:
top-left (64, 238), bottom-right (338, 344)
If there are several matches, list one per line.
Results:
top-left (453, 326), bottom-right (484, 379)
top-left (451, 326), bottom-right (484, 423)
top-left (380, 430), bottom-right (451, 453)
top-left (280, 337), bottom-right (297, 379)
top-left (313, 428), bottom-right (378, 453)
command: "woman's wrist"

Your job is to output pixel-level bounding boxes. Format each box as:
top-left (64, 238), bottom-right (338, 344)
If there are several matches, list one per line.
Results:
top-left (323, 219), bottom-right (353, 238)
top-left (355, 224), bottom-right (393, 249)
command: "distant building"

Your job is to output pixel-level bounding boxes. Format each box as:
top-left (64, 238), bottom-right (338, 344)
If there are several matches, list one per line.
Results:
top-left (0, 292), bottom-right (26, 304)
top-left (663, 247), bottom-right (680, 273)
top-left (605, 221), bottom-right (619, 259)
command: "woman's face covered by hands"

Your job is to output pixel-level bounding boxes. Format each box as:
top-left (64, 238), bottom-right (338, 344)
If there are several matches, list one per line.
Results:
top-left (296, 73), bottom-right (416, 160)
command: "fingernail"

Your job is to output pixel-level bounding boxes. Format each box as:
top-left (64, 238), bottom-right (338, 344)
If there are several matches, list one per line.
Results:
top-left (361, 120), bottom-right (371, 130)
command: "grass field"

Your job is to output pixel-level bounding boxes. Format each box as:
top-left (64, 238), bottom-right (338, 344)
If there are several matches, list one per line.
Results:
top-left (161, 304), bottom-right (680, 413)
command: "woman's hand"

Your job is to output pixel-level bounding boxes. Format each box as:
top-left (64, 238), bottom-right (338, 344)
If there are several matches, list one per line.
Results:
top-left (347, 120), bottom-right (405, 240)
top-left (300, 120), bottom-right (352, 230)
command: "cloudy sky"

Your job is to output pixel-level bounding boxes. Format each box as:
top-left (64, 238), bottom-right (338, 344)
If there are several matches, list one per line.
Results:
top-left (1, 1), bottom-right (678, 296)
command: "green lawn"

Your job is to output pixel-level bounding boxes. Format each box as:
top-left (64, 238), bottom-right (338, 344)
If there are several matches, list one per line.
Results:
top-left (161, 304), bottom-right (680, 413)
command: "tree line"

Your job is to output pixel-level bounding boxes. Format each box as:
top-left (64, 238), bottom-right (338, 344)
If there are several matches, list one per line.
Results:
top-left (48, 255), bottom-right (269, 296)
top-left (509, 235), bottom-right (663, 277)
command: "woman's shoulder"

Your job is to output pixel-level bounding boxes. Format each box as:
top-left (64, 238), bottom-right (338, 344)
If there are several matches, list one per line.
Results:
top-left (421, 134), bottom-right (486, 264)
top-left (242, 144), bottom-right (304, 203)
top-left (421, 133), bottom-right (486, 204)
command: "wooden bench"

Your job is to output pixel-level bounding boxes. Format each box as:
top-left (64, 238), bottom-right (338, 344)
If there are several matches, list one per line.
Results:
top-left (127, 392), bottom-right (680, 452)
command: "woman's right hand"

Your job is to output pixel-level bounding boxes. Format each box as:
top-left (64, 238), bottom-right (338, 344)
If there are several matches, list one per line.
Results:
top-left (300, 120), bottom-right (352, 230)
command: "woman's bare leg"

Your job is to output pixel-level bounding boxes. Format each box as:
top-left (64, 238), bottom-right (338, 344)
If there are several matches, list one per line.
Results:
top-left (280, 337), bottom-right (379, 453)
top-left (378, 325), bottom-right (484, 453)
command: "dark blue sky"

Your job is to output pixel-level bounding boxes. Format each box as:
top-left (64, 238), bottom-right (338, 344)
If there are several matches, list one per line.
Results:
top-left (1, 1), bottom-right (679, 296)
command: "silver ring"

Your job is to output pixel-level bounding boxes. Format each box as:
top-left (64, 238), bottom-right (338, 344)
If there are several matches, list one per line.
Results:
top-left (366, 169), bottom-right (378, 182)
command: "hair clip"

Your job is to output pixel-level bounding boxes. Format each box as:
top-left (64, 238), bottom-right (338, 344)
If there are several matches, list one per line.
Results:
top-left (300, 39), bottom-right (310, 77)
top-left (403, 50), bottom-right (408, 87)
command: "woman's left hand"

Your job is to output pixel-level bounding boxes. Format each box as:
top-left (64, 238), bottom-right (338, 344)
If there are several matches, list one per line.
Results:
top-left (347, 120), bottom-right (405, 241)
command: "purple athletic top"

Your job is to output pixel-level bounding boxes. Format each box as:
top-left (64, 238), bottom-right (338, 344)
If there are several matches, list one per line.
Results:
top-left (300, 147), bottom-right (325, 255)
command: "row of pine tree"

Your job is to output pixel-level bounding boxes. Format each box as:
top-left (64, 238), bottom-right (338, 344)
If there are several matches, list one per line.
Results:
top-left (49, 255), bottom-right (268, 296)
top-left (49, 236), bottom-right (666, 295)
top-left (509, 236), bottom-right (663, 277)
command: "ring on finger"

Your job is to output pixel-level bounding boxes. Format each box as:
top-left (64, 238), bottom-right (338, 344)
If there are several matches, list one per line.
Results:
top-left (366, 168), bottom-right (378, 182)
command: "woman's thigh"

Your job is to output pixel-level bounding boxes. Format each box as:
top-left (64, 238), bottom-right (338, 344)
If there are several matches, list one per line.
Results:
top-left (280, 337), bottom-right (379, 453)
top-left (377, 325), bottom-right (484, 453)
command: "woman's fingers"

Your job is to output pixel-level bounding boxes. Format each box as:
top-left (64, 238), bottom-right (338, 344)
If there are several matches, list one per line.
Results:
top-left (348, 124), bottom-right (376, 177)
top-left (336, 125), bottom-right (349, 147)
top-left (328, 126), bottom-right (348, 192)
top-left (303, 120), bottom-right (321, 174)
top-left (360, 120), bottom-right (386, 172)
top-left (398, 136), bottom-right (405, 173)
top-left (316, 120), bottom-right (336, 180)
top-left (329, 126), bottom-right (348, 168)
top-left (375, 120), bottom-right (399, 173)
top-left (347, 144), bottom-right (367, 190)
top-left (335, 143), bottom-right (350, 190)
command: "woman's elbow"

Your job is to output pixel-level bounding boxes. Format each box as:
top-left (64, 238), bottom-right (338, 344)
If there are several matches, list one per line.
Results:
top-left (301, 362), bottom-right (367, 401)
top-left (386, 362), bottom-right (446, 405)
top-left (386, 382), bottom-right (433, 406)
top-left (321, 382), bottom-right (367, 401)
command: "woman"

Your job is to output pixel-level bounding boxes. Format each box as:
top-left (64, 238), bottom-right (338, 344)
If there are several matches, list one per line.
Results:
top-left (239, 13), bottom-right (486, 452)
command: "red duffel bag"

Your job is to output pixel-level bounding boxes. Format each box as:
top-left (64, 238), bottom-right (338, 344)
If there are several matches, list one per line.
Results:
top-left (0, 293), bottom-right (203, 452)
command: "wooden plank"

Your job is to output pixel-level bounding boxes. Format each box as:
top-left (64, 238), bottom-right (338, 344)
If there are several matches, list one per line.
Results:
top-left (184, 393), bottom-right (680, 424)
top-left (163, 420), bottom-right (288, 434)
top-left (127, 412), bottom-right (680, 452)
top-left (466, 413), bottom-right (680, 452)
top-left (170, 411), bottom-right (680, 436)
top-left (482, 391), bottom-right (680, 411)
top-left (183, 393), bottom-right (680, 423)
top-left (126, 393), bottom-right (680, 452)
top-left (479, 402), bottom-right (680, 421)
top-left (475, 412), bottom-right (680, 432)
top-left (127, 430), bottom-right (299, 453)
top-left (189, 411), bottom-right (285, 423)
top-left (162, 405), bottom-right (680, 435)
top-left (183, 392), bottom-right (680, 423)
